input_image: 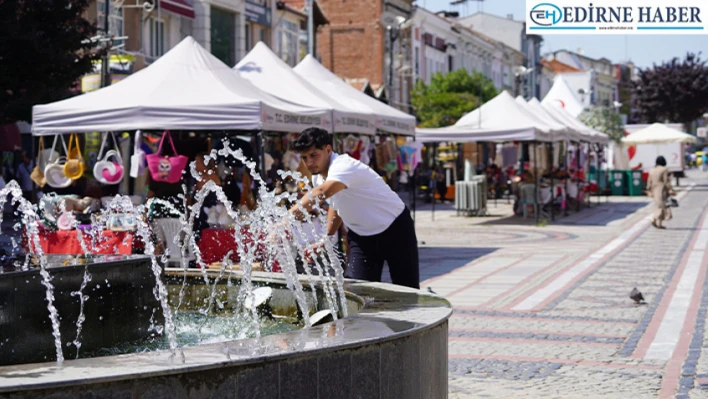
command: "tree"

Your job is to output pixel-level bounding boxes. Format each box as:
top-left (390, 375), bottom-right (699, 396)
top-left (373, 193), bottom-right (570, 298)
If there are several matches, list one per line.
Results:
top-left (411, 69), bottom-right (498, 128)
top-left (0, 0), bottom-right (104, 123)
top-left (579, 107), bottom-right (624, 143)
top-left (632, 53), bottom-right (708, 131)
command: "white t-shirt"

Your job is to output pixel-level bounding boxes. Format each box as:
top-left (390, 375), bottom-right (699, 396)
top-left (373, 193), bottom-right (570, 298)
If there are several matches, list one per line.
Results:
top-left (313, 153), bottom-right (404, 236)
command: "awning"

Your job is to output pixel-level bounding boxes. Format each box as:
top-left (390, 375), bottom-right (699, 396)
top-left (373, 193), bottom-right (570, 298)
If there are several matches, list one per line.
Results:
top-left (160, 0), bottom-right (195, 19)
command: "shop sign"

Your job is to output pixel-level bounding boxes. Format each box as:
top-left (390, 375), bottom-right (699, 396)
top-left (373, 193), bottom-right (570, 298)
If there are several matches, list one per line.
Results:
top-left (245, 0), bottom-right (272, 26)
top-left (81, 54), bottom-right (135, 92)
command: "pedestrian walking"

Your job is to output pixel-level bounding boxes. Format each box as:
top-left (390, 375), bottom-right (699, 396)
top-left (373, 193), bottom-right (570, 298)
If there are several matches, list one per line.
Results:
top-left (646, 156), bottom-right (675, 229)
top-left (702, 153), bottom-right (708, 172)
top-left (287, 127), bottom-right (420, 289)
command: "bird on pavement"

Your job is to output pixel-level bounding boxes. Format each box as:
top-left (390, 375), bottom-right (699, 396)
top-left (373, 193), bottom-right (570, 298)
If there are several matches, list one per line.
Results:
top-left (427, 287), bottom-right (438, 295)
top-left (630, 287), bottom-right (645, 304)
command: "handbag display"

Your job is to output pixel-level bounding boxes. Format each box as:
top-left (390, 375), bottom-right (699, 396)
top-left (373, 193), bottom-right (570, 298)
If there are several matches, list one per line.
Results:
top-left (30, 137), bottom-right (46, 188)
top-left (44, 135), bottom-right (72, 189)
top-left (93, 132), bottom-right (124, 185)
top-left (146, 131), bottom-right (188, 183)
top-left (63, 133), bottom-right (85, 180)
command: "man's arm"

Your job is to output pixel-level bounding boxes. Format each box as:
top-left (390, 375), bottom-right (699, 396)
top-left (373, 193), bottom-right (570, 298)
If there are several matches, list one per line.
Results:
top-left (326, 206), bottom-right (343, 237)
top-left (290, 180), bottom-right (346, 220)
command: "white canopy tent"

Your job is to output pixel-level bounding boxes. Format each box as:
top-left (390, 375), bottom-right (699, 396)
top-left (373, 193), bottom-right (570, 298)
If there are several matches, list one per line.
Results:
top-left (416, 91), bottom-right (559, 143)
top-left (542, 75), bottom-right (586, 118)
top-left (294, 55), bottom-right (416, 136)
top-left (236, 42), bottom-right (376, 135)
top-left (32, 37), bottom-right (328, 135)
top-left (540, 100), bottom-right (609, 145)
top-left (514, 96), bottom-right (578, 142)
top-left (622, 123), bottom-right (697, 144)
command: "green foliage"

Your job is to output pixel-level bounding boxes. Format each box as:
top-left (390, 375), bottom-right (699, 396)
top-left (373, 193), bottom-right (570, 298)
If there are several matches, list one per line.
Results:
top-left (578, 107), bottom-right (624, 143)
top-left (411, 69), bottom-right (498, 128)
top-left (632, 53), bottom-right (708, 128)
top-left (0, 0), bottom-right (104, 123)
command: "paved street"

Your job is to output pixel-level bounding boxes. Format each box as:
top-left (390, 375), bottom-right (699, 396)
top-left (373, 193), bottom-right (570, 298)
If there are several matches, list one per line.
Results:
top-left (400, 171), bottom-right (708, 398)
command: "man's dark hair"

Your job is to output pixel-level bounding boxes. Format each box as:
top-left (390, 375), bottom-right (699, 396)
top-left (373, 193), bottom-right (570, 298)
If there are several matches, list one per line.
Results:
top-left (293, 128), bottom-right (332, 152)
top-left (656, 156), bottom-right (667, 167)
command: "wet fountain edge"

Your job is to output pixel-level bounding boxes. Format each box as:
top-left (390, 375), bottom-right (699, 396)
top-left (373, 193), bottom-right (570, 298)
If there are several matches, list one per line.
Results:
top-left (0, 269), bottom-right (452, 398)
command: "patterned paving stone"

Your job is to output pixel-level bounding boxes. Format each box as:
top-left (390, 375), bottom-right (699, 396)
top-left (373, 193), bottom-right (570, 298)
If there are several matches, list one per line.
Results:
top-left (410, 172), bottom-right (708, 397)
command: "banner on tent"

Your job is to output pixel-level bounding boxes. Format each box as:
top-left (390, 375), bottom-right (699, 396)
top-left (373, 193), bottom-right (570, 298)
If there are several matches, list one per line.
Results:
top-left (261, 106), bottom-right (331, 132)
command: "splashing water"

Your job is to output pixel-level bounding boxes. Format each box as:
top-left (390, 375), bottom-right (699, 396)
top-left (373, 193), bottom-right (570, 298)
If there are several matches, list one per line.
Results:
top-left (0, 138), bottom-right (349, 364)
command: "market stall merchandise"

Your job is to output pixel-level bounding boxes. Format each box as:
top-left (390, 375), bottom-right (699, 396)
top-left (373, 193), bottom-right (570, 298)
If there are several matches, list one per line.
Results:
top-left (294, 55), bottom-right (416, 136)
top-left (235, 43), bottom-right (376, 135)
top-left (32, 37), bottom-right (329, 134)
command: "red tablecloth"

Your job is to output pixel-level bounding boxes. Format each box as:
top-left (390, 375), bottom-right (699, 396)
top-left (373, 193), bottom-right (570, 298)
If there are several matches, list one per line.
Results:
top-left (31, 230), bottom-right (133, 255)
top-left (197, 228), bottom-right (279, 271)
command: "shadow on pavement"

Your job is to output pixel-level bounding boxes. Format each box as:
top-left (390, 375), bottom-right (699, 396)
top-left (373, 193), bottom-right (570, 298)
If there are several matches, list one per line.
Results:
top-left (417, 247), bottom-right (498, 282)
top-left (475, 201), bottom-right (650, 227)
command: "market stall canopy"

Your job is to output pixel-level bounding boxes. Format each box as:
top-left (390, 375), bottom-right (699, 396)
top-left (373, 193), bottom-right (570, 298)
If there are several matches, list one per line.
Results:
top-left (540, 99), bottom-right (609, 145)
top-left (416, 91), bottom-right (557, 143)
top-left (32, 37), bottom-right (329, 135)
top-left (294, 55), bottom-right (416, 136)
top-left (622, 123), bottom-right (697, 144)
top-left (542, 75), bottom-right (586, 118)
top-left (236, 42), bottom-right (376, 135)
top-left (514, 96), bottom-right (577, 142)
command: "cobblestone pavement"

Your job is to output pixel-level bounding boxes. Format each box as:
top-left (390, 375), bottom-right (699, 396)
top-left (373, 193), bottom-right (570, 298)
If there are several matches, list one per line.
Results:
top-left (400, 171), bottom-right (708, 398)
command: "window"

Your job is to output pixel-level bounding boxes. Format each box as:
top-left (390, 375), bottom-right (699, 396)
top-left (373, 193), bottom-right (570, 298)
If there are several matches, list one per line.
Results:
top-left (211, 7), bottom-right (237, 66)
top-left (277, 20), bottom-right (299, 66)
top-left (448, 55), bottom-right (453, 73)
top-left (245, 22), bottom-right (251, 52)
top-left (414, 47), bottom-right (419, 77)
top-left (147, 19), bottom-right (166, 59)
top-left (97, 0), bottom-right (124, 47)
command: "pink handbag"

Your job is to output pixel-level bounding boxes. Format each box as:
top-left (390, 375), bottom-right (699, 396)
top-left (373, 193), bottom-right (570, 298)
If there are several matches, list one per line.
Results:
top-left (146, 131), bottom-right (188, 183)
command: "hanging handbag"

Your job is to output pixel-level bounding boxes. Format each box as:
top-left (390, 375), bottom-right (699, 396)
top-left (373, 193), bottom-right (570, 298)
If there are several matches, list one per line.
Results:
top-left (665, 197), bottom-right (679, 208)
top-left (93, 132), bottom-right (124, 185)
top-left (44, 135), bottom-right (73, 189)
top-left (146, 131), bottom-right (188, 183)
top-left (63, 133), bottom-right (85, 180)
top-left (30, 137), bottom-right (46, 187)
top-left (130, 130), bottom-right (146, 178)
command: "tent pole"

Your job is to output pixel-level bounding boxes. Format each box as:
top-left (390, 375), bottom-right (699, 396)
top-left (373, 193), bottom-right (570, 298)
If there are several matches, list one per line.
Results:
top-left (534, 142), bottom-right (539, 225)
top-left (550, 142), bottom-right (555, 222)
top-left (576, 141), bottom-right (581, 213)
top-left (564, 140), bottom-right (569, 217)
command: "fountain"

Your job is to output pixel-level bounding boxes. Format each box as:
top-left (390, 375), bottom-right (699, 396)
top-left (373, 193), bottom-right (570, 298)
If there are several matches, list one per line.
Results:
top-left (0, 145), bottom-right (451, 398)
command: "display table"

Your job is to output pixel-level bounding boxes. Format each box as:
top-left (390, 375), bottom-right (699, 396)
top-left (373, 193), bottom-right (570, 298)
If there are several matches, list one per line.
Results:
top-left (198, 228), bottom-right (286, 271)
top-left (32, 230), bottom-right (133, 255)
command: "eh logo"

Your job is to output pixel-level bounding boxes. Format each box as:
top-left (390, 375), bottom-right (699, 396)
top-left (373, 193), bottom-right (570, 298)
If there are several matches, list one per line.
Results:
top-left (530, 3), bottom-right (563, 26)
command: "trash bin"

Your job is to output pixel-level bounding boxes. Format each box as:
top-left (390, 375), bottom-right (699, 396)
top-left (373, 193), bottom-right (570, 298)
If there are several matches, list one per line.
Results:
top-left (609, 170), bottom-right (625, 196)
top-left (626, 170), bottom-right (643, 196)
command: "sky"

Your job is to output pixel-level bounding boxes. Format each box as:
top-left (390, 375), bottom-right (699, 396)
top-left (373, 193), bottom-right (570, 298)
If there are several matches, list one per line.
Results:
top-left (417, 0), bottom-right (708, 69)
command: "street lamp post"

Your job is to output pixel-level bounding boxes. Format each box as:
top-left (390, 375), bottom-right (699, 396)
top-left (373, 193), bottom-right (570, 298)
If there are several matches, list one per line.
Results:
top-left (386, 16), bottom-right (407, 106)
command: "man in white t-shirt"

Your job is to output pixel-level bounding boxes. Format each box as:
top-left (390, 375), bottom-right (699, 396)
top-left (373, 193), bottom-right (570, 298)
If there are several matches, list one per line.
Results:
top-left (288, 127), bottom-right (419, 289)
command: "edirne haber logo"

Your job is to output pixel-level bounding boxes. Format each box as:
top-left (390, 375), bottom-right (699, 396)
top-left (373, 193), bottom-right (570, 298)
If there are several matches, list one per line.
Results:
top-left (525, 0), bottom-right (708, 34)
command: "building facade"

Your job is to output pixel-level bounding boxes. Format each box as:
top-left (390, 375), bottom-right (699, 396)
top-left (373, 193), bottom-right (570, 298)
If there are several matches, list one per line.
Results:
top-left (456, 12), bottom-right (543, 99)
top-left (546, 49), bottom-right (619, 109)
top-left (316, 0), bottom-right (415, 109)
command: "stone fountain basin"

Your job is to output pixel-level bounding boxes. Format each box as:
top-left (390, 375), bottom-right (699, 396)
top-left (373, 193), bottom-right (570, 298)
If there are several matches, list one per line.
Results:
top-left (0, 266), bottom-right (452, 399)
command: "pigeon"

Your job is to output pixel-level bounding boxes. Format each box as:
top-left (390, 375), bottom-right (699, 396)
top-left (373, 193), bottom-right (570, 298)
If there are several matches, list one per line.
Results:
top-left (427, 287), bottom-right (438, 295)
top-left (630, 287), bottom-right (645, 304)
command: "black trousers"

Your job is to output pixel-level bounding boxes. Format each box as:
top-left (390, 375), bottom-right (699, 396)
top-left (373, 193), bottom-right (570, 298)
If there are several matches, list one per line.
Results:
top-left (345, 207), bottom-right (420, 289)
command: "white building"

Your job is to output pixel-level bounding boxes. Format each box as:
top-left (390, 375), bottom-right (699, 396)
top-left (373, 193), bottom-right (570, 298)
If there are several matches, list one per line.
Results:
top-left (456, 12), bottom-right (544, 99)
top-left (546, 50), bottom-right (619, 108)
